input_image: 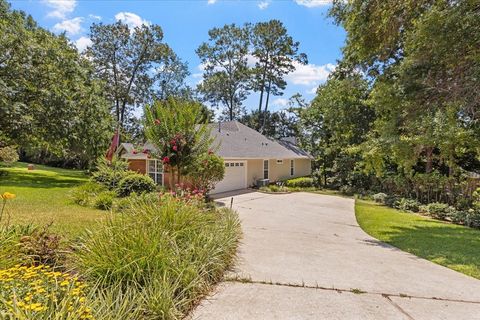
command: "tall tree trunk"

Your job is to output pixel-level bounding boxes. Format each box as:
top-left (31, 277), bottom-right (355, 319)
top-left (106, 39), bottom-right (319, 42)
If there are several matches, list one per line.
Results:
top-left (257, 60), bottom-right (269, 130)
top-left (261, 78), bottom-right (272, 133)
top-left (425, 146), bottom-right (434, 173)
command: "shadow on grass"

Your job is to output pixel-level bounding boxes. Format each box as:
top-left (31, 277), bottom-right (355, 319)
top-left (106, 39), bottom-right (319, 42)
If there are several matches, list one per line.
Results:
top-left (0, 168), bottom-right (87, 189)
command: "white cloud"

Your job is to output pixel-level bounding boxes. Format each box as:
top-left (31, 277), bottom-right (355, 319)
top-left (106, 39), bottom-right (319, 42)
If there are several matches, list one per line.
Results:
top-left (207, 0), bottom-right (217, 4)
top-left (115, 12), bottom-right (150, 28)
top-left (286, 62), bottom-right (336, 86)
top-left (52, 17), bottom-right (83, 35)
top-left (272, 98), bottom-right (289, 108)
top-left (88, 14), bottom-right (102, 20)
top-left (43, 0), bottom-right (77, 19)
top-left (75, 36), bottom-right (92, 52)
top-left (294, 0), bottom-right (332, 8)
top-left (258, 1), bottom-right (270, 9)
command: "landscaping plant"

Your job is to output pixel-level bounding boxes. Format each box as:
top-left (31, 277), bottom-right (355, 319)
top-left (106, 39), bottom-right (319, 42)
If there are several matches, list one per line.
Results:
top-left (75, 194), bottom-right (241, 319)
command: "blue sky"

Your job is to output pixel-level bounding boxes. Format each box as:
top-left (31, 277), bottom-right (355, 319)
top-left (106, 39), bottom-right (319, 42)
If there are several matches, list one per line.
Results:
top-left (10, 0), bottom-right (345, 113)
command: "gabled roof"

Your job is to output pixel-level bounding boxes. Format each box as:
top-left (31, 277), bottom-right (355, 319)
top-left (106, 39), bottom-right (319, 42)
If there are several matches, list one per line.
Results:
top-left (210, 121), bottom-right (311, 159)
top-left (118, 121), bottom-right (312, 160)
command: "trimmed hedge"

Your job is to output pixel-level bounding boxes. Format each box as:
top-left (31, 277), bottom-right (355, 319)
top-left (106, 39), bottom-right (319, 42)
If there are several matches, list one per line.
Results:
top-left (285, 177), bottom-right (314, 188)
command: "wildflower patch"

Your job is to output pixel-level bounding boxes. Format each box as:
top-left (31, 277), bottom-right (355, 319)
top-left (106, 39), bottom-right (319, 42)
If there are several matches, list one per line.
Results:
top-left (0, 265), bottom-right (92, 319)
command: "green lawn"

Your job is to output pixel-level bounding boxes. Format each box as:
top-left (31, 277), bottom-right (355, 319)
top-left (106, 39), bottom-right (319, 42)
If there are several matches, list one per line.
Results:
top-left (0, 162), bottom-right (104, 238)
top-left (356, 200), bottom-right (480, 279)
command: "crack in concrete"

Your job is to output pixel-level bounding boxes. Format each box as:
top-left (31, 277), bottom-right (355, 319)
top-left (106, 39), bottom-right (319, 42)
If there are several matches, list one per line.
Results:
top-left (225, 277), bottom-right (480, 305)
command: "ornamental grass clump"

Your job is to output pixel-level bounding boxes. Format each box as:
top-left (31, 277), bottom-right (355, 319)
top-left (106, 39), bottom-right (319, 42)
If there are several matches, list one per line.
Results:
top-left (0, 265), bottom-right (92, 319)
top-left (75, 194), bottom-right (241, 319)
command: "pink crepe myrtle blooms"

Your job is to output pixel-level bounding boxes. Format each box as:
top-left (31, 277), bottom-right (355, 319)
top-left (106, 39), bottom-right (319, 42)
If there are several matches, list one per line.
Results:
top-left (132, 149), bottom-right (138, 154)
top-left (142, 149), bottom-right (149, 154)
top-left (172, 145), bottom-right (178, 152)
top-left (162, 156), bottom-right (170, 164)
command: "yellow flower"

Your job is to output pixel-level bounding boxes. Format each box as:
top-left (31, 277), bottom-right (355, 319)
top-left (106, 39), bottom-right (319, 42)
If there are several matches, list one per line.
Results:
top-left (1, 192), bottom-right (16, 200)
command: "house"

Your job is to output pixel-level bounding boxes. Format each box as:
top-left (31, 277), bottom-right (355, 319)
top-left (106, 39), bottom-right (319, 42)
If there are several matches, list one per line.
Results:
top-left (117, 121), bottom-right (313, 194)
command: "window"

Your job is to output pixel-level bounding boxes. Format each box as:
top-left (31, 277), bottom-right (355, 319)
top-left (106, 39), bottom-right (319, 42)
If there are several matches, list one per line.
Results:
top-left (290, 160), bottom-right (294, 176)
top-left (147, 159), bottom-right (163, 185)
top-left (276, 159), bottom-right (283, 165)
top-left (263, 160), bottom-right (269, 179)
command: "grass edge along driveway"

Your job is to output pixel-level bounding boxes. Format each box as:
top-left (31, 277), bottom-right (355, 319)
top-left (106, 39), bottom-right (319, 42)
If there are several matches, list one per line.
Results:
top-left (355, 200), bottom-right (480, 280)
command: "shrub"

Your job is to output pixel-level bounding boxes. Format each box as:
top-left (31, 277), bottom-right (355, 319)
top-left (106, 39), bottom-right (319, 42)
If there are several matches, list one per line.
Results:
top-left (0, 265), bottom-right (91, 319)
top-left (0, 145), bottom-right (19, 165)
top-left (465, 210), bottom-right (480, 229)
top-left (117, 173), bottom-right (156, 197)
top-left (19, 224), bottom-right (63, 267)
top-left (339, 185), bottom-right (356, 196)
top-left (447, 209), bottom-right (467, 224)
top-left (91, 157), bottom-right (130, 190)
top-left (75, 195), bottom-right (241, 318)
top-left (384, 194), bottom-right (401, 208)
top-left (190, 153), bottom-right (225, 193)
top-left (0, 225), bottom-right (36, 269)
top-left (426, 202), bottom-right (450, 220)
top-left (285, 177), bottom-right (314, 188)
top-left (93, 191), bottom-right (116, 210)
top-left (395, 198), bottom-right (421, 212)
top-left (70, 182), bottom-right (106, 206)
top-left (372, 193), bottom-right (387, 204)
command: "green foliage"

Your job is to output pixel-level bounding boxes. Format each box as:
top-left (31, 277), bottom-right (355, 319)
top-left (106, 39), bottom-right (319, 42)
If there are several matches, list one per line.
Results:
top-left (372, 193), bottom-right (387, 204)
top-left (285, 177), bottom-right (314, 188)
top-left (87, 20), bottom-right (188, 130)
top-left (425, 202), bottom-right (450, 220)
top-left (0, 224), bottom-right (36, 269)
top-left (117, 173), bottom-right (156, 197)
top-left (0, 146), bottom-right (18, 165)
top-left (190, 153), bottom-right (225, 193)
top-left (93, 191), bottom-right (116, 211)
top-left (394, 198), bottom-right (420, 213)
top-left (144, 98), bottom-right (214, 186)
top-left (196, 23), bottom-right (251, 121)
top-left (91, 158), bottom-right (130, 190)
top-left (0, 1), bottom-right (111, 168)
top-left (75, 195), bottom-right (241, 318)
top-left (18, 224), bottom-right (63, 267)
top-left (70, 182), bottom-right (107, 206)
top-left (356, 200), bottom-right (480, 279)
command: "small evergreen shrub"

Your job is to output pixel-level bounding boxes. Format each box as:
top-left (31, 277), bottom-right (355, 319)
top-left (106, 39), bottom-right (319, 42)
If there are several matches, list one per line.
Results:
top-left (92, 157), bottom-right (130, 190)
top-left (372, 193), bottom-right (387, 204)
top-left (465, 210), bottom-right (480, 229)
top-left (70, 182), bottom-right (106, 206)
top-left (384, 194), bottom-right (401, 208)
top-left (395, 198), bottom-right (420, 212)
top-left (93, 191), bottom-right (116, 210)
top-left (117, 173), bottom-right (156, 197)
top-left (426, 202), bottom-right (450, 220)
top-left (285, 177), bottom-right (314, 188)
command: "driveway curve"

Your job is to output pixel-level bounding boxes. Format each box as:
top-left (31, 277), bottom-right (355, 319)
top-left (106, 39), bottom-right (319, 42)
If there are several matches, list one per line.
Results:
top-left (192, 192), bottom-right (480, 319)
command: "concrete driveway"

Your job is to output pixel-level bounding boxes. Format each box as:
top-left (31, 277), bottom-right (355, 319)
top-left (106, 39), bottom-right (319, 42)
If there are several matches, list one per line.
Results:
top-left (192, 192), bottom-right (480, 319)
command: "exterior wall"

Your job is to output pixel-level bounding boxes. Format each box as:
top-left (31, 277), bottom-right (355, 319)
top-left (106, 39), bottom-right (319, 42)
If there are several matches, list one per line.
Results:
top-left (128, 159), bottom-right (146, 174)
top-left (246, 159), bottom-right (263, 187)
top-left (128, 157), bottom-right (312, 190)
top-left (243, 158), bottom-right (312, 187)
top-left (293, 158), bottom-right (312, 178)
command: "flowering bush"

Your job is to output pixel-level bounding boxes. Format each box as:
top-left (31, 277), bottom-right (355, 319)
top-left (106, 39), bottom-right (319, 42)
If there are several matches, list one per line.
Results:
top-left (0, 265), bottom-right (92, 319)
top-left (161, 184), bottom-right (206, 207)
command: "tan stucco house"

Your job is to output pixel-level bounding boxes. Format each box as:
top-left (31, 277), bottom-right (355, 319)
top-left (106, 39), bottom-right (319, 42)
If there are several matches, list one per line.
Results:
top-left (117, 121), bottom-right (312, 194)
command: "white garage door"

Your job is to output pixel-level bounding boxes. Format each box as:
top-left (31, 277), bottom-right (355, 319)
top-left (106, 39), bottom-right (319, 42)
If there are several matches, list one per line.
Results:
top-left (211, 161), bottom-right (247, 194)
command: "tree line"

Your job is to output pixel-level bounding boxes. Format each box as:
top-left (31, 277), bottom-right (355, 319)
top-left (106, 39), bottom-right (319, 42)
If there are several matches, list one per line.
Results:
top-left (298, 0), bottom-right (480, 206)
top-left (1, 0), bottom-right (308, 168)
